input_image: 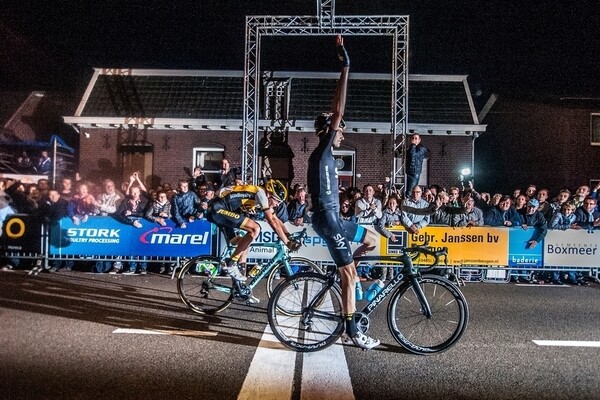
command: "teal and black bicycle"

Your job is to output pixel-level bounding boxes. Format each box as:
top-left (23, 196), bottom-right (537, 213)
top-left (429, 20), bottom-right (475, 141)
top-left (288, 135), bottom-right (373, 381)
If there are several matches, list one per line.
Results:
top-left (177, 229), bottom-right (322, 315)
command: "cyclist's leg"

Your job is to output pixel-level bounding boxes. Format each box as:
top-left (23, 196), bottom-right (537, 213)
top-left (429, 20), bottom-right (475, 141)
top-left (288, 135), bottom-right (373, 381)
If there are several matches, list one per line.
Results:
top-left (341, 220), bottom-right (377, 258)
top-left (313, 212), bottom-right (380, 349)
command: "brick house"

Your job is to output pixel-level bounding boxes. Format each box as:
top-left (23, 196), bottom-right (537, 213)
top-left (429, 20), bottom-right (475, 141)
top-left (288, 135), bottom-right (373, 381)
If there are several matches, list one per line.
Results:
top-left (63, 68), bottom-right (486, 192)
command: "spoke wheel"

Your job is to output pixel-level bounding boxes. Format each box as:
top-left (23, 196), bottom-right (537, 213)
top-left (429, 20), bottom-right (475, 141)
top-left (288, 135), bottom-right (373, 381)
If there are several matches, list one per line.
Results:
top-left (267, 273), bottom-right (344, 352)
top-left (266, 257), bottom-right (323, 298)
top-left (387, 275), bottom-right (468, 355)
top-left (177, 256), bottom-right (233, 315)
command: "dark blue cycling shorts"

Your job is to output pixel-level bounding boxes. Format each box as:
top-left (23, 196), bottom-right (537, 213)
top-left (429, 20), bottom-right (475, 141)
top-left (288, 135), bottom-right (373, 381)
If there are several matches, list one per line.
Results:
top-left (311, 210), bottom-right (367, 267)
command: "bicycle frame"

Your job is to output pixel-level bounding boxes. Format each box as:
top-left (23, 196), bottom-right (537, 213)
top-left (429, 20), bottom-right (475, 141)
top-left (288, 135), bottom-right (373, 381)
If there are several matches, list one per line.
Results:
top-left (299, 253), bottom-right (434, 322)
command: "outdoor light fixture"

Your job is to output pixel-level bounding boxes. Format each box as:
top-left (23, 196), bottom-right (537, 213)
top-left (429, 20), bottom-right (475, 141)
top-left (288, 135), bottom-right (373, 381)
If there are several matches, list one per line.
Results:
top-left (459, 167), bottom-right (472, 185)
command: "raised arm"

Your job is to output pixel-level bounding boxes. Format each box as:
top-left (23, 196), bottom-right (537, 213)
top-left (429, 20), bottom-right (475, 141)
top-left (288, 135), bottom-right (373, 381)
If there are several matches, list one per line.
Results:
top-left (330, 35), bottom-right (349, 131)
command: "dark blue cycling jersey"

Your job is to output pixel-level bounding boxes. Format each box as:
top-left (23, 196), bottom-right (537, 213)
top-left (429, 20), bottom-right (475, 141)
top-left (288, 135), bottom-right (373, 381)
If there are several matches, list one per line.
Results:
top-left (307, 126), bottom-right (367, 266)
top-left (307, 127), bottom-right (339, 213)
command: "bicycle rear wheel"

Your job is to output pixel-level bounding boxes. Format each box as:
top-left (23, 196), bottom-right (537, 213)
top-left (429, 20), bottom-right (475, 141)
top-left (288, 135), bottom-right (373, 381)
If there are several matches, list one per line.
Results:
top-left (177, 256), bottom-right (233, 315)
top-left (387, 275), bottom-right (469, 355)
top-left (265, 257), bottom-right (323, 298)
top-left (268, 273), bottom-right (344, 352)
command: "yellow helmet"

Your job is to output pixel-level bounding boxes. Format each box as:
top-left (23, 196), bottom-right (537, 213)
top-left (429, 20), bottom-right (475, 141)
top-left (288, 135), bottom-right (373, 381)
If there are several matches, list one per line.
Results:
top-left (264, 179), bottom-right (287, 202)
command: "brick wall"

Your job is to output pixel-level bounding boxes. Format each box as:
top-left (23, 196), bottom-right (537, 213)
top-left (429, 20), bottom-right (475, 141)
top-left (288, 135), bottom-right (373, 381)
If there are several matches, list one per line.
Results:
top-left (79, 128), bottom-right (475, 194)
top-left (475, 97), bottom-right (600, 196)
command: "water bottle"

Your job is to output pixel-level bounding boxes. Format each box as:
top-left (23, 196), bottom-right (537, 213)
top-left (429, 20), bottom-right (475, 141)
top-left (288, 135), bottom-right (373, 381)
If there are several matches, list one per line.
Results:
top-left (355, 281), bottom-right (363, 301)
top-left (365, 279), bottom-right (385, 302)
top-left (198, 262), bottom-right (217, 276)
top-left (248, 264), bottom-right (263, 278)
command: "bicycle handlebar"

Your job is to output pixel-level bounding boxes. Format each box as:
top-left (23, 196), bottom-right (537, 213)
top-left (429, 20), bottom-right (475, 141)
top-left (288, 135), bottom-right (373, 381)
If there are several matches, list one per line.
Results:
top-left (405, 242), bottom-right (448, 268)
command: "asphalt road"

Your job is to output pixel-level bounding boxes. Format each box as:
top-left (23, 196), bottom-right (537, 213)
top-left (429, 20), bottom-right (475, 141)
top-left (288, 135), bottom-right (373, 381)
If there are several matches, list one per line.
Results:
top-left (1, 270), bottom-right (599, 400)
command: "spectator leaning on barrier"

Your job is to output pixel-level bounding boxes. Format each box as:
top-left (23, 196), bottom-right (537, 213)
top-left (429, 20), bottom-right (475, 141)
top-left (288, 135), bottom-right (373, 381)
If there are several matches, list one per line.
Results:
top-left (453, 196), bottom-right (484, 227)
top-left (549, 202), bottom-right (583, 285)
top-left (115, 186), bottom-right (148, 229)
top-left (95, 179), bottom-right (122, 216)
top-left (375, 195), bottom-right (403, 282)
top-left (68, 183), bottom-right (96, 225)
top-left (483, 195), bottom-right (522, 227)
top-left (573, 196), bottom-right (600, 230)
top-left (400, 185), bottom-right (431, 235)
top-left (172, 179), bottom-right (200, 228)
top-left (519, 198), bottom-right (548, 250)
top-left (145, 190), bottom-right (171, 226)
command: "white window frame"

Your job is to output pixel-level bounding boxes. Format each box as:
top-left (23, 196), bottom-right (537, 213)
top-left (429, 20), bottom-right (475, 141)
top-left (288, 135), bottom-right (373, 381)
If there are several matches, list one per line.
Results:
top-left (591, 113), bottom-right (600, 146)
top-left (192, 146), bottom-right (225, 178)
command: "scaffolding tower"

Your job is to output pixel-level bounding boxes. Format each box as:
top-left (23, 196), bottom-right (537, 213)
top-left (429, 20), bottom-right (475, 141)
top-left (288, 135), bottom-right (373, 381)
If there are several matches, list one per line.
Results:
top-left (242, 1), bottom-right (409, 192)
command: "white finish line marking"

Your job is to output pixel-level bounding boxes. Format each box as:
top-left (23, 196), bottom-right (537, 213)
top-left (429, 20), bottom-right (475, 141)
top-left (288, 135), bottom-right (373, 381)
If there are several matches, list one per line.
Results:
top-left (113, 328), bottom-right (218, 338)
top-left (533, 340), bottom-right (600, 347)
top-left (237, 326), bottom-right (296, 400)
top-left (237, 327), bottom-right (354, 400)
top-left (239, 288), bottom-right (354, 400)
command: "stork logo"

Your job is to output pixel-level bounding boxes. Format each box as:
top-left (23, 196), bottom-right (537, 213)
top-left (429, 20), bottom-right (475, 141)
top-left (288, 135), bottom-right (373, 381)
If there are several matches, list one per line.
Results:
top-left (140, 227), bottom-right (209, 245)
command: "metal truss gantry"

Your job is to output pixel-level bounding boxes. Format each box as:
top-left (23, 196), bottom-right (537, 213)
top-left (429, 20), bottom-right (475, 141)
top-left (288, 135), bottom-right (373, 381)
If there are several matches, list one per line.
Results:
top-left (242, 1), bottom-right (409, 191)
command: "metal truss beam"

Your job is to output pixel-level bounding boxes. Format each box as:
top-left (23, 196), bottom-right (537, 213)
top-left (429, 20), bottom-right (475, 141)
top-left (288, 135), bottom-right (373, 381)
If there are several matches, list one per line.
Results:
top-left (243, 13), bottom-right (408, 191)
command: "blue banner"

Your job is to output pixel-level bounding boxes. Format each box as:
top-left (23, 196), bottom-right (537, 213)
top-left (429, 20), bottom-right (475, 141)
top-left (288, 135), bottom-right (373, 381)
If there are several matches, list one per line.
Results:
top-left (507, 227), bottom-right (544, 267)
top-left (49, 216), bottom-right (213, 257)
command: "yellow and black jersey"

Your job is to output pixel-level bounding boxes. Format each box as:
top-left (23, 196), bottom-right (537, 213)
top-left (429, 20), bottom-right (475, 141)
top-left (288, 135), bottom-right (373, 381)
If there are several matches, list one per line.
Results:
top-left (219, 184), bottom-right (269, 214)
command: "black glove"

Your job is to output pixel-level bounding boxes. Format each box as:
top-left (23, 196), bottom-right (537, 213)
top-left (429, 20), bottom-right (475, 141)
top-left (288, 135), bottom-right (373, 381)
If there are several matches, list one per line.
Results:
top-left (337, 45), bottom-right (350, 67)
top-left (286, 239), bottom-right (301, 252)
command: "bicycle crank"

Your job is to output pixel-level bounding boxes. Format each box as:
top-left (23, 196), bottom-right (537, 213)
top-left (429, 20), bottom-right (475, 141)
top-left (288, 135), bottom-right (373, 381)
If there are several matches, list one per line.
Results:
top-left (354, 312), bottom-right (371, 334)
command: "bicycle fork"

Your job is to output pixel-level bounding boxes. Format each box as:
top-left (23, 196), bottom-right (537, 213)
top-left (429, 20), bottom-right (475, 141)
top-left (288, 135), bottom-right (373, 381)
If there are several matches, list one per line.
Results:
top-left (406, 274), bottom-right (432, 318)
top-left (401, 253), bottom-right (433, 319)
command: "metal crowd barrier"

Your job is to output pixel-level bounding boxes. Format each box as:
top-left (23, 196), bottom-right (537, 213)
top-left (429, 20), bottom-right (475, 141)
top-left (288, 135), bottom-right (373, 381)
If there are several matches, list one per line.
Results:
top-left (1, 215), bottom-right (598, 283)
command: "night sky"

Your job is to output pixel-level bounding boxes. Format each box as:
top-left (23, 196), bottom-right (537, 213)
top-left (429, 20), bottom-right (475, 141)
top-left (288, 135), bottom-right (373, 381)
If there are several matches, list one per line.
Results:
top-left (1, 1), bottom-right (599, 95)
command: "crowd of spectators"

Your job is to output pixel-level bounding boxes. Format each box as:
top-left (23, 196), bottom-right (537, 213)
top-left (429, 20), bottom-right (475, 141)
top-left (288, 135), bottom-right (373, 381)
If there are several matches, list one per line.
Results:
top-left (337, 180), bottom-right (600, 285)
top-left (1, 161), bottom-right (599, 284)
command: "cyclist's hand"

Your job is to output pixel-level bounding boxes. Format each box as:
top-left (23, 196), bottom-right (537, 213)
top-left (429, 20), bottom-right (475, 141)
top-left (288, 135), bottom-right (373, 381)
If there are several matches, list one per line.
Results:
top-left (286, 239), bottom-right (301, 252)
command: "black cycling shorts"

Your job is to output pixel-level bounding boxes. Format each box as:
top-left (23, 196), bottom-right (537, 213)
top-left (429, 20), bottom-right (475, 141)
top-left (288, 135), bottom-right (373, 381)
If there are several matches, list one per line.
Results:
top-left (206, 198), bottom-right (251, 241)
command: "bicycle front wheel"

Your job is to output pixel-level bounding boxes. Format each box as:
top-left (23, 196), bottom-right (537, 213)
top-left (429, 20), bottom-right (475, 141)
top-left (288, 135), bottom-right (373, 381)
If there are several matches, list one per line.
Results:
top-left (265, 257), bottom-right (323, 298)
top-left (268, 273), bottom-right (344, 352)
top-left (387, 275), bottom-right (469, 355)
top-left (177, 256), bottom-right (234, 315)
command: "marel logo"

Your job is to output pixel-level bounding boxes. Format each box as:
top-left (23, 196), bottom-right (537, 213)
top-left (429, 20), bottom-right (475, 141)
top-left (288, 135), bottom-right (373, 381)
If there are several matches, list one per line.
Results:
top-left (140, 227), bottom-right (209, 245)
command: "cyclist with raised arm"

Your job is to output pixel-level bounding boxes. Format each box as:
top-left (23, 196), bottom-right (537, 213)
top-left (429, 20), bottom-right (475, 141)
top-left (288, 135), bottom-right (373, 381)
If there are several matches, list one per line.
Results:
top-left (307, 35), bottom-right (380, 350)
top-left (206, 179), bottom-right (301, 286)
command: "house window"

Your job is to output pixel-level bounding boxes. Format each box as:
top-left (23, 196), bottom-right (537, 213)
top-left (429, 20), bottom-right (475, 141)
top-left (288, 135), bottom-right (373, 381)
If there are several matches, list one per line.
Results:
top-left (332, 148), bottom-right (356, 189)
top-left (193, 146), bottom-right (225, 183)
top-left (591, 113), bottom-right (600, 146)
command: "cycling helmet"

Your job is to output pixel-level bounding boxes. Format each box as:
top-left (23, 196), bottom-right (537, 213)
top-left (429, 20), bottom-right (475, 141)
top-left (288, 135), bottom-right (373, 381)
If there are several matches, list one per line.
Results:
top-left (314, 112), bottom-right (346, 136)
top-left (264, 179), bottom-right (287, 202)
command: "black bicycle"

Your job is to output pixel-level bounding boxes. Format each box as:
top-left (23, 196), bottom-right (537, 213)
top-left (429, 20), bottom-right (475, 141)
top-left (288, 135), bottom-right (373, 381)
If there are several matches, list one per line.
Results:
top-left (267, 244), bottom-right (469, 355)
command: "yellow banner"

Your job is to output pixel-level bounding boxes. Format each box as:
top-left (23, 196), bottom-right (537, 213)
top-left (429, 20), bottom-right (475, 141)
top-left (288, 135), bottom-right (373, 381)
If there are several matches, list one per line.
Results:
top-left (379, 226), bottom-right (509, 266)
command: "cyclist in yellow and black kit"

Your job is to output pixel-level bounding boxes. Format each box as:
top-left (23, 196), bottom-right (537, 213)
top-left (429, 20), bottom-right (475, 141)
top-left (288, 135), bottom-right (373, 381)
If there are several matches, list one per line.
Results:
top-left (206, 179), bottom-right (301, 282)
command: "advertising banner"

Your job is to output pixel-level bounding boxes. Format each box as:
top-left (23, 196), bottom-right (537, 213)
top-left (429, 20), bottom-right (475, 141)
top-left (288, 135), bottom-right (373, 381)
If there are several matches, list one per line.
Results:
top-left (543, 229), bottom-right (600, 267)
top-left (0, 214), bottom-right (43, 253)
top-left (49, 217), bottom-right (213, 257)
top-left (507, 227), bottom-right (544, 268)
top-left (243, 221), bottom-right (382, 261)
top-left (396, 226), bottom-right (509, 266)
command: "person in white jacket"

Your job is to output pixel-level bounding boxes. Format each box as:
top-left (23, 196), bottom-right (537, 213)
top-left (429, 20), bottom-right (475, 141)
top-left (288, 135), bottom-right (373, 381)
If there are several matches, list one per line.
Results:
top-left (354, 184), bottom-right (382, 224)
